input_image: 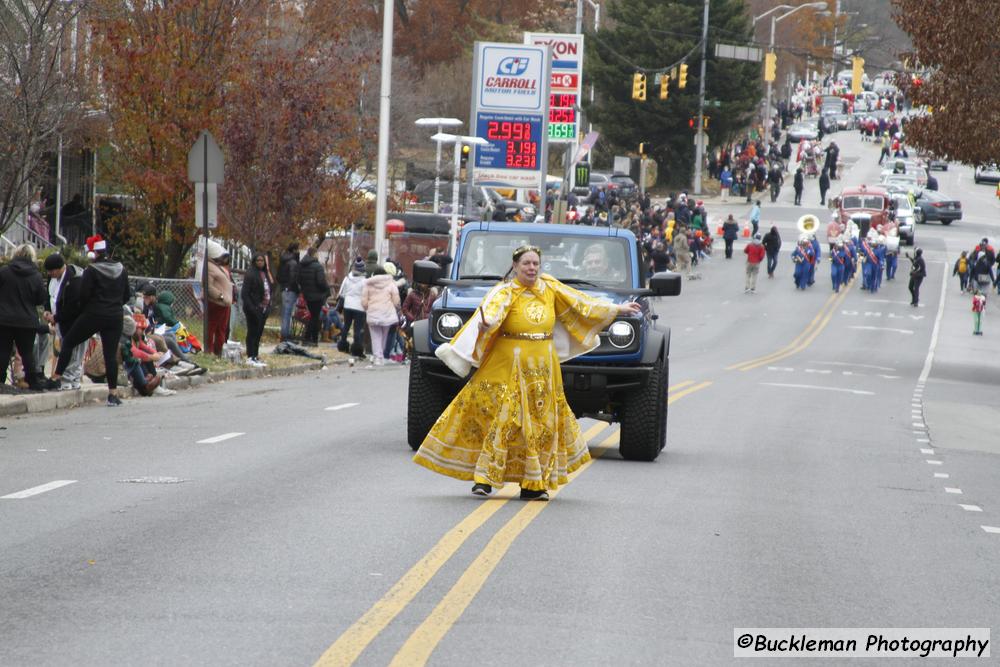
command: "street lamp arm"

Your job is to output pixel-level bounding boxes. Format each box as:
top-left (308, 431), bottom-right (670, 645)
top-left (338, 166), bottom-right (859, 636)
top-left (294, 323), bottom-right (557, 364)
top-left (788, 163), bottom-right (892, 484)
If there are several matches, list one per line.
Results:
top-left (774, 1), bottom-right (828, 24)
top-left (752, 4), bottom-right (793, 25)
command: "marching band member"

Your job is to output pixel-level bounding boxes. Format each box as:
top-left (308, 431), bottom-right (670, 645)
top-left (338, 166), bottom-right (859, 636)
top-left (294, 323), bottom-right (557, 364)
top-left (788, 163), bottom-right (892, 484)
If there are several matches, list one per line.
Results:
top-left (807, 233), bottom-right (821, 287)
top-left (830, 238), bottom-right (849, 293)
top-left (884, 231), bottom-right (900, 281)
top-left (792, 236), bottom-right (812, 290)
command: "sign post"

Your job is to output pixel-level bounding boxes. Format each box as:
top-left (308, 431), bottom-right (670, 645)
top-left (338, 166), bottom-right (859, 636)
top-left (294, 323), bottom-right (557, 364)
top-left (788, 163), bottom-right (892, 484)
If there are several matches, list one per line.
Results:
top-left (187, 130), bottom-right (225, 347)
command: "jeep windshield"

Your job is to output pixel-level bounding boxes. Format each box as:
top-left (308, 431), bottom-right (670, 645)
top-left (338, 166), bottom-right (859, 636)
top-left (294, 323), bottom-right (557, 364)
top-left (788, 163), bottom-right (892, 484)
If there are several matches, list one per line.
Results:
top-left (458, 231), bottom-right (632, 289)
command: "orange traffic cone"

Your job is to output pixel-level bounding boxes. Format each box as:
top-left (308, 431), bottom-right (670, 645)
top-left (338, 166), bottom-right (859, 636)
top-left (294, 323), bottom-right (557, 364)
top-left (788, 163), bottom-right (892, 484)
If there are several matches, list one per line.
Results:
top-left (716, 224), bottom-right (723, 235)
top-left (742, 223), bottom-right (750, 237)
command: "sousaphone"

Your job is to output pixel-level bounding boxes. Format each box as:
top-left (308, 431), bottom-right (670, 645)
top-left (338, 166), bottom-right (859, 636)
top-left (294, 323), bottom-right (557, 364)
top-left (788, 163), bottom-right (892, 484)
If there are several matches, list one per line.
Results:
top-left (797, 214), bottom-right (820, 235)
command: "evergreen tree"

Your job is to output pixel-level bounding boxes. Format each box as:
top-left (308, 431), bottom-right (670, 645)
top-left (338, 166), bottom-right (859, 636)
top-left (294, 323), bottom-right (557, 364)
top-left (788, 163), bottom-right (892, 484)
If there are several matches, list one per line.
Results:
top-left (586, 0), bottom-right (761, 187)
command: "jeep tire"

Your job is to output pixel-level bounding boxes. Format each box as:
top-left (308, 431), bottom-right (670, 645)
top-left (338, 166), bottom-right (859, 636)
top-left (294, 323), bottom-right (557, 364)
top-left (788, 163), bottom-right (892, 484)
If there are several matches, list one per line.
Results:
top-left (407, 353), bottom-right (450, 450)
top-left (618, 357), bottom-right (668, 461)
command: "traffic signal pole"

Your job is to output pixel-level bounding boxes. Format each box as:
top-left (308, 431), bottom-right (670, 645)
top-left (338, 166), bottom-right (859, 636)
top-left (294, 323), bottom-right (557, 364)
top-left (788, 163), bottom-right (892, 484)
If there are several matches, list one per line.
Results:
top-left (692, 0), bottom-right (709, 195)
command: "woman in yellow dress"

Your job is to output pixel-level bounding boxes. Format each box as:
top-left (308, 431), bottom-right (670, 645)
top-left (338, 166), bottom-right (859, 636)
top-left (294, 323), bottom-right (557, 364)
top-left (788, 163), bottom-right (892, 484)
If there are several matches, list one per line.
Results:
top-left (413, 246), bottom-right (641, 500)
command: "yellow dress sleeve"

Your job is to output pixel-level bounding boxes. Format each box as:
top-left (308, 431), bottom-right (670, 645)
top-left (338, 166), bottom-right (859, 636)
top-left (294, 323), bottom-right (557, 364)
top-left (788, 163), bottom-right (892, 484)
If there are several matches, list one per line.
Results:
top-left (548, 275), bottom-right (619, 350)
top-left (434, 282), bottom-right (513, 376)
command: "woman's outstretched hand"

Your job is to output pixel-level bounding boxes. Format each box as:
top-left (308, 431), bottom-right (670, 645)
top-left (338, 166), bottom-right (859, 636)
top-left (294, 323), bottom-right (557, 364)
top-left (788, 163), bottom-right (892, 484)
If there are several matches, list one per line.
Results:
top-left (617, 302), bottom-right (642, 316)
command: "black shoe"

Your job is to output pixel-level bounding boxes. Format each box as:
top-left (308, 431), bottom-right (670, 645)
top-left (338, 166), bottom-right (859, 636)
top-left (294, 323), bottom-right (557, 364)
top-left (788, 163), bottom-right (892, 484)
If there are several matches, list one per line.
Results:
top-left (471, 483), bottom-right (492, 497)
top-left (40, 377), bottom-right (61, 391)
top-left (519, 488), bottom-right (549, 501)
top-left (107, 394), bottom-right (122, 407)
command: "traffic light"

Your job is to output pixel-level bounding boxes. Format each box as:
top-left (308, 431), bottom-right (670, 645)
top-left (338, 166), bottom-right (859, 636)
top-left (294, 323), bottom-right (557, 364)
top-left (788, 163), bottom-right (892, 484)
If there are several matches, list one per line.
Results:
top-left (631, 73), bottom-right (646, 101)
top-left (460, 144), bottom-right (470, 167)
top-left (638, 142), bottom-right (647, 156)
top-left (702, 116), bottom-right (710, 130)
top-left (688, 117), bottom-right (696, 130)
top-left (851, 56), bottom-right (865, 95)
top-left (678, 64), bottom-right (688, 89)
top-left (659, 75), bottom-right (669, 100)
top-left (764, 52), bottom-right (777, 82)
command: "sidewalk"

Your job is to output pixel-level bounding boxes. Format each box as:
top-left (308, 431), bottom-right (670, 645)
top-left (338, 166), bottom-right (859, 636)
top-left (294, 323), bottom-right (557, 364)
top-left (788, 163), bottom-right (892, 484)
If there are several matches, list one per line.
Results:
top-left (0, 342), bottom-right (351, 418)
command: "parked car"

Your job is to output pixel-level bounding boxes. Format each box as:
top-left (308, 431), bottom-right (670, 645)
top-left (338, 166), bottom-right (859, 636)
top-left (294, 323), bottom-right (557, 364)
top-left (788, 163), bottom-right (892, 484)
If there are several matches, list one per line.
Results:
top-left (973, 164), bottom-right (1000, 184)
top-left (926, 155), bottom-right (949, 171)
top-left (609, 173), bottom-right (640, 201)
top-left (913, 190), bottom-right (962, 225)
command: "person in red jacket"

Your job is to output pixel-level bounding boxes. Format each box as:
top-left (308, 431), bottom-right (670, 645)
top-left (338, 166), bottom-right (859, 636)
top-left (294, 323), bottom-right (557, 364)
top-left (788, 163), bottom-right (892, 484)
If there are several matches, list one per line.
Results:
top-left (744, 233), bottom-right (766, 293)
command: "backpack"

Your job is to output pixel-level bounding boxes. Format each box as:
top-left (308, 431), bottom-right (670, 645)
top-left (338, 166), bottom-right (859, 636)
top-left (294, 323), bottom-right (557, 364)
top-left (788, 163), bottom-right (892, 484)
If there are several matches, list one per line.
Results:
top-left (958, 257), bottom-right (968, 274)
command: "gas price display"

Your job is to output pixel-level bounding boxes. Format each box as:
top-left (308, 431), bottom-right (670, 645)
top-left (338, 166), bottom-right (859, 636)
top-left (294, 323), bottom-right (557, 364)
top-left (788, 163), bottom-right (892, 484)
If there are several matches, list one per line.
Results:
top-left (476, 113), bottom-right (542, 171)
top-left (548, 93), bottom-right (577, 141)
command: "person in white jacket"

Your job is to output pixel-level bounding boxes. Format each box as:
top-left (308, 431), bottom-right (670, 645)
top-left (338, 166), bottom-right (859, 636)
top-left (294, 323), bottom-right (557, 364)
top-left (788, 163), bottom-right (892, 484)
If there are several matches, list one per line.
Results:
top-left (337, 258), bottom-right (367, 358)
top-left (361, 266), bottom-right (401, 366)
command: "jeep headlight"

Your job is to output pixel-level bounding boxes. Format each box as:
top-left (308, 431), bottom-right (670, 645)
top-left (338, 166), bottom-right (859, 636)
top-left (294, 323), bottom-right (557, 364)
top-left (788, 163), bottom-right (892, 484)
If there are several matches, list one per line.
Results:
top-left (436, 312), bottom-right (463, 339)
top-left (607, 320), bottom-right (635, 349)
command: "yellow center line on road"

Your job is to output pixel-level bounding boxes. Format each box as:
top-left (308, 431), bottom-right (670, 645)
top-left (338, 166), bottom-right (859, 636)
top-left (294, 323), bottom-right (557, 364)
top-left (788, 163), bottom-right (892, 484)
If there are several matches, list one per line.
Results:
top-left (726, 279), bottom-right (851, 372)
top-left (668, 380), bottom-right (695, 392)
top-left (736, 280), bottom-right (854, 371)
top-left (312, 421), bottom-right (609, 667)
top-left (668, 380), bottom-right (713, 403)
top-left (387, 430), bottom-right (622, 667)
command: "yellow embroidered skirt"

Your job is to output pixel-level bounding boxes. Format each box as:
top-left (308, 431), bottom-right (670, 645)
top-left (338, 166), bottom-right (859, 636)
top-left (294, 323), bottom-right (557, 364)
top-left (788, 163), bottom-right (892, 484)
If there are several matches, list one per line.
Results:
top-left (413, 337), bottom-right (590, 491)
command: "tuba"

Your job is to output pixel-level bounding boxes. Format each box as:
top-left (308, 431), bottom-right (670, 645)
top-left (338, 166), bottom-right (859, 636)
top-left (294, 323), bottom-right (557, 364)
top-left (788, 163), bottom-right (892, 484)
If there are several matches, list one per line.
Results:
top-left (797, 214), bottom-right (820, 236)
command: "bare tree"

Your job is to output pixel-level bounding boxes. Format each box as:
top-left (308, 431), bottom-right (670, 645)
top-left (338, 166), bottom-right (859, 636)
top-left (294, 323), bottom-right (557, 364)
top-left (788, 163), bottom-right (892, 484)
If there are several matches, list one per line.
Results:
top-left (0, 0), bottom-right (86, 236)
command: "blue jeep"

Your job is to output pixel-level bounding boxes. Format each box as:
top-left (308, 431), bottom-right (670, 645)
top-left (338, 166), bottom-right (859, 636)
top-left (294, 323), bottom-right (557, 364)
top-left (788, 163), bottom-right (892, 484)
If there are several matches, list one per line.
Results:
top-left (407, 222), bottom-right (681, 461)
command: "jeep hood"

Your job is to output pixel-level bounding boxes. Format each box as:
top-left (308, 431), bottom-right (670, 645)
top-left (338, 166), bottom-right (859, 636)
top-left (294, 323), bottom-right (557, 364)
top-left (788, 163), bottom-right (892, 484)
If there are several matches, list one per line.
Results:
top-left (437, 283), bottom-right (632, 310)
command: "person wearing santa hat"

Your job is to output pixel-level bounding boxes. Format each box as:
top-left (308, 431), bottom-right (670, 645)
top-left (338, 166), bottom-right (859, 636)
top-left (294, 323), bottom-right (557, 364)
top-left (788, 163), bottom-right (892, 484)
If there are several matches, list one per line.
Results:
top-left (50, 235), bottom-right (131, 406)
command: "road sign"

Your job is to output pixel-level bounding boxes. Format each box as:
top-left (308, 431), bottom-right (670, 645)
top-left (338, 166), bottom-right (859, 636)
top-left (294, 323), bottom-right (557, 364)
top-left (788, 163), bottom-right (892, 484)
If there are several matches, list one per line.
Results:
top-left (524, 32), bottom-right (583, 144)
top-left (187, 131), bottom-right (225, 185)
top-left (471, 42), bottom-right (551, 190)
top-left (714, 43), bottom-right (763, 62)
top-left (194, 183), bottom-right (218, 229)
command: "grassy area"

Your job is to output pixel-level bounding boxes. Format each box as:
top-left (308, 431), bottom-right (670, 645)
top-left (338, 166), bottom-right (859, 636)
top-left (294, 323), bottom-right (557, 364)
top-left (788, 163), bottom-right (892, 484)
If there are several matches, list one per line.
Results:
top-left (180, 318), bottom-right (352, 373)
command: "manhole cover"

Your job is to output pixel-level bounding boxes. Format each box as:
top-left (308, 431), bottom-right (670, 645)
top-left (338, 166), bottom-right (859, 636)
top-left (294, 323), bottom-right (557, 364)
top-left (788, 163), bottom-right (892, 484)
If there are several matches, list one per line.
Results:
top-left (117, 477), bottom-right (189, 484)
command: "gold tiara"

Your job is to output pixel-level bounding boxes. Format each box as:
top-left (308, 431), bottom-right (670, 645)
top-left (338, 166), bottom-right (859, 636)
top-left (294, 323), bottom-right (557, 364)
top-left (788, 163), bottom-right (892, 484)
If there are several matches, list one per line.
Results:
top-left (512, 245), bottom-right (541, 259)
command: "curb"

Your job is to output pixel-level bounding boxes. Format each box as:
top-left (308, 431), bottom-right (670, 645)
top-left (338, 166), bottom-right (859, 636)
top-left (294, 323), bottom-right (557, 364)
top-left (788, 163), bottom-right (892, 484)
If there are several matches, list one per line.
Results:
top-left (0, 357), bottom-right (339, 418)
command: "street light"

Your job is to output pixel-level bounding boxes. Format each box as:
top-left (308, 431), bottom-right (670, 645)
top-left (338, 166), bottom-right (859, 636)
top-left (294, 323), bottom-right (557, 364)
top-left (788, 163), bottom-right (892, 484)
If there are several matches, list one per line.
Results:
top-left (576, 0), bottom-right (600, 132)
top-left (430, 132), bottom-right (490, 255)
top-left (415, 118), bottom-right (463, 214)
top-left (754, 2), bottom-right (828, 124)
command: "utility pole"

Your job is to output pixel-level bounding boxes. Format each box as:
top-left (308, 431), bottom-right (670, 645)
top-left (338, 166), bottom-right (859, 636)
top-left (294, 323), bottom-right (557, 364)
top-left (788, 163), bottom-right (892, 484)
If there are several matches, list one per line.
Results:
top-left (373, 0), bottom-right (393, 262)
top-left (692, 0), bottom-right (709, 195)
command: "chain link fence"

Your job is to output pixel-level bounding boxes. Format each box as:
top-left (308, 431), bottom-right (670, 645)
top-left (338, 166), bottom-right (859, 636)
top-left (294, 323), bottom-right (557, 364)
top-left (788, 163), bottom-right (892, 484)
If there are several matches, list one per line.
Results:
top-left (128, 275), bottom-right (256, 335)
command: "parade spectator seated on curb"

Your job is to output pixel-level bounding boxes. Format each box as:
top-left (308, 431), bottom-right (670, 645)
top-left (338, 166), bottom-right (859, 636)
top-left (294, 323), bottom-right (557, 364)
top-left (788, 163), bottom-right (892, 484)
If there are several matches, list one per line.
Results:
top-left (121, 313), bottom-right (163, 397)
top-left (139, 284), bottom-right (205, 376)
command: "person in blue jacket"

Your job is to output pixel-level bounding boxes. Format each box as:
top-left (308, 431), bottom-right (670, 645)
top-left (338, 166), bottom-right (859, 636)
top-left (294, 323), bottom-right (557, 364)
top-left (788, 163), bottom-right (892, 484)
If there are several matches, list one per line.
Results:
top-left (860, 235), bottom-right (880, 292)
top-left (791, 237), bottom-right (812, 290)
top-left (884, 235), bottom-right (899, 280)
top-left (808, 234), bottom-right (822, 286)
top-left (843, 238), bottom-right (857, 282)
top-left (873, 236), bottom-right (887, 292)
top-left (830, 240), bottom-right (848, 292)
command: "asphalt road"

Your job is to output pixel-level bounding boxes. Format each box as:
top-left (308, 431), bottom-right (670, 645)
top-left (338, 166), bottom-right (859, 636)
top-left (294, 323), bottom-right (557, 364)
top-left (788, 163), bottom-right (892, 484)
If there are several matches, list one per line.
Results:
top-left (2, 128), bottom-right (999, 666)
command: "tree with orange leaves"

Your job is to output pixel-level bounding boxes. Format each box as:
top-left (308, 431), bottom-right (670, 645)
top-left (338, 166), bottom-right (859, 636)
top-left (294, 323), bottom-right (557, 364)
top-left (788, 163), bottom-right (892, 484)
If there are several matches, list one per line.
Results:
top-left (90, 0), bottom-right (254, 277)
top-left (219, 2), bottom-right (377, 253)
